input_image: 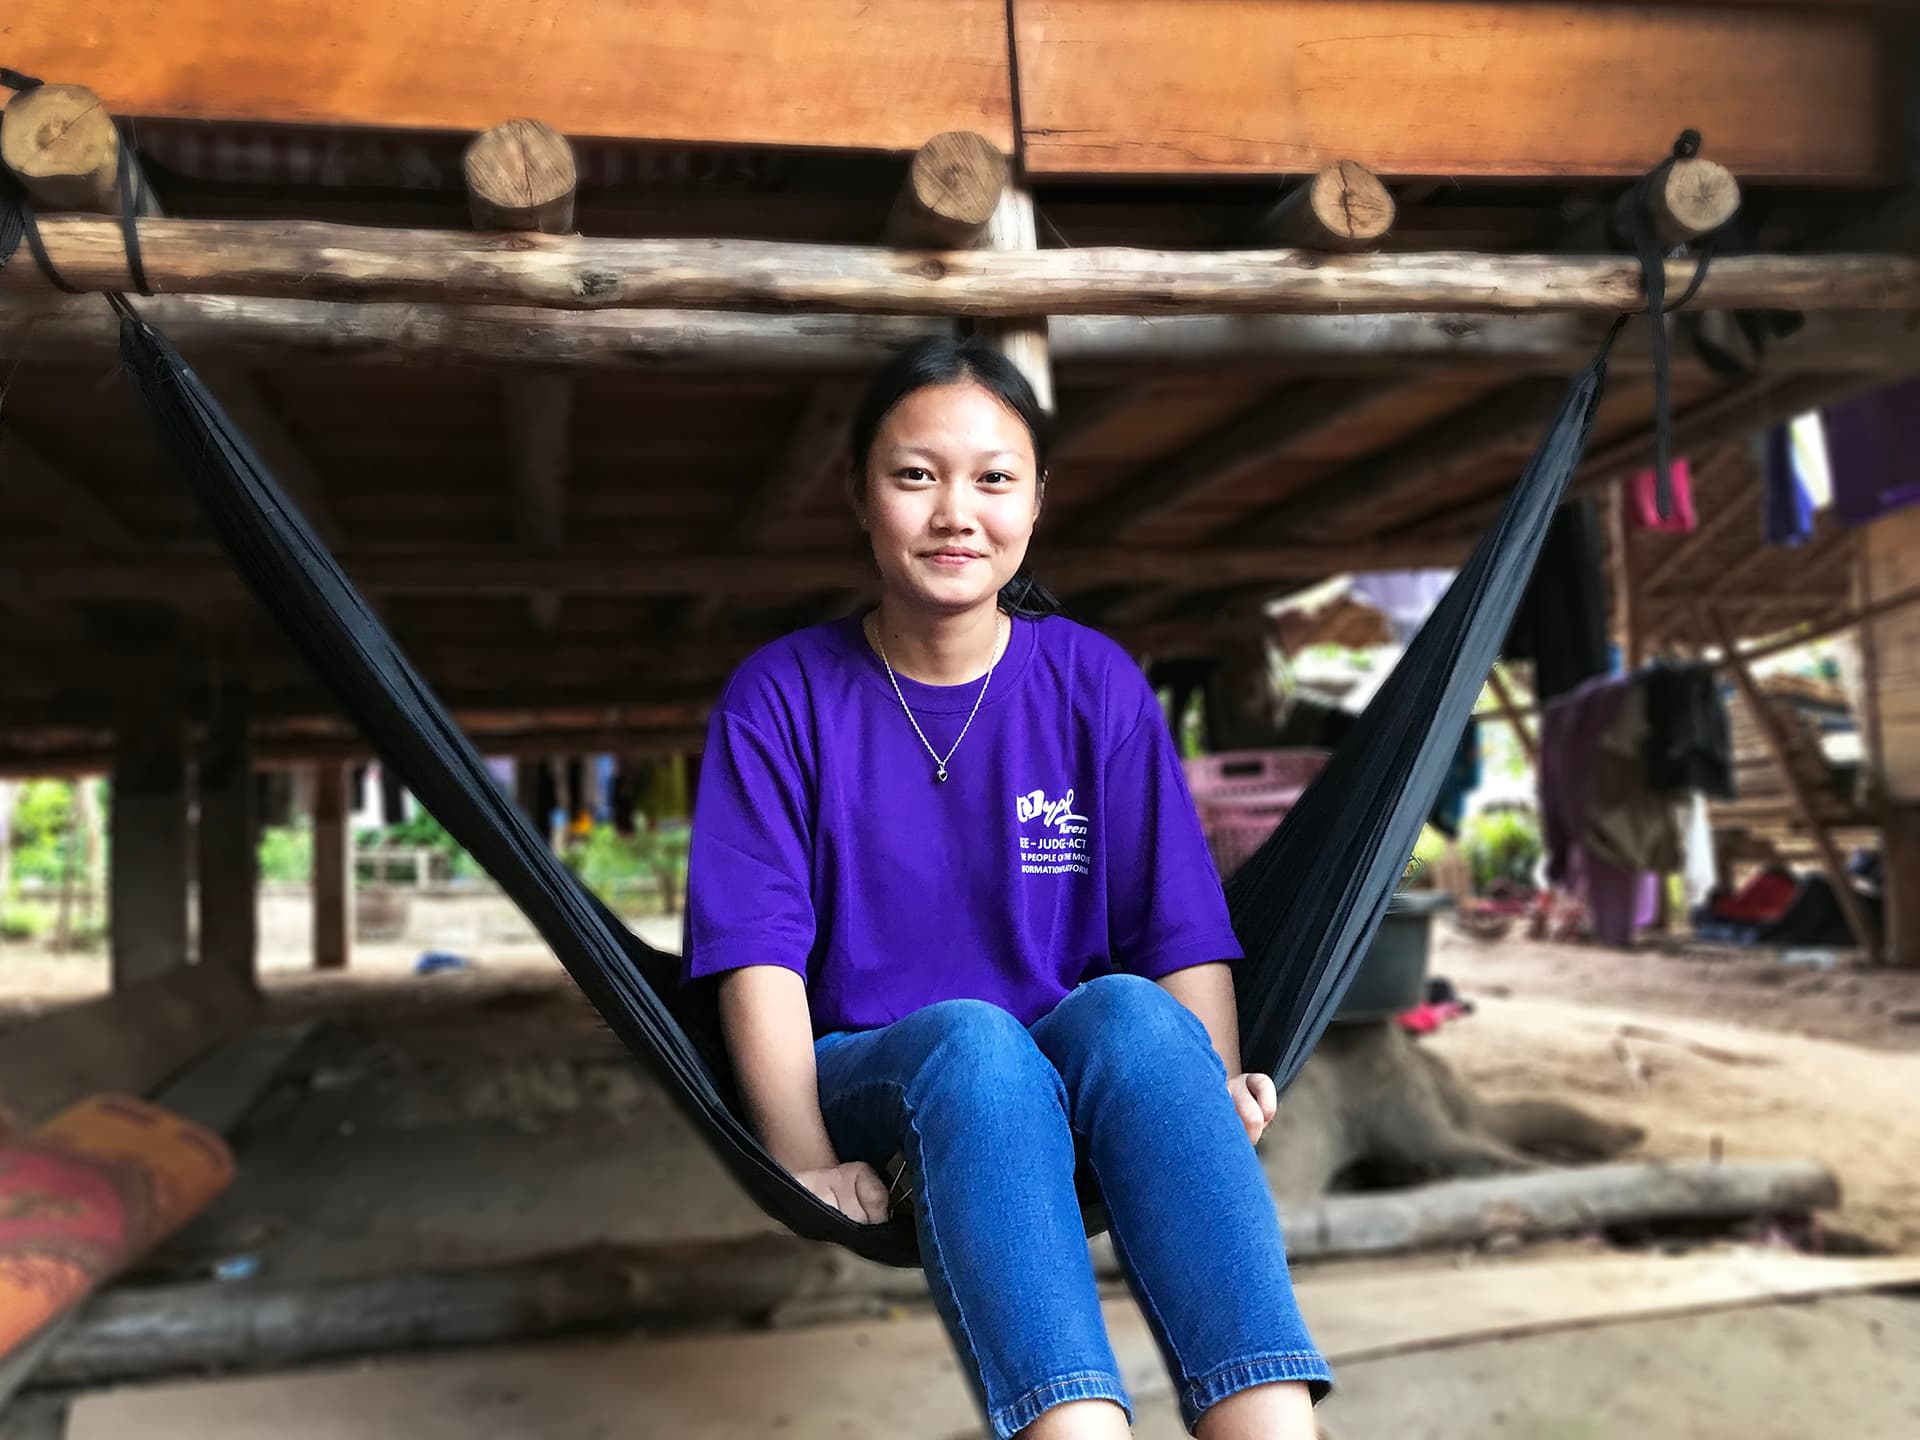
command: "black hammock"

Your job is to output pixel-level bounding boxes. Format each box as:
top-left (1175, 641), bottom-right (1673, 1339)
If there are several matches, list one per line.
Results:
top-left (99, 301), bottom-right (1610, 1267)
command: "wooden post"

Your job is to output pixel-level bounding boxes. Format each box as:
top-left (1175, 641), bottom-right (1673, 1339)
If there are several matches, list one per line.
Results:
top-left (884, 132), bottom-right (1008, 250)
top-left (1706, 607), bottom-right (1881, 964)
top-left (312, 763), bottom-right (352, 971)
top-left (1608, 479), bottom-right (1645, 670)
top-left (109, 678), bottom-right (189, 988)
top-left (1252, 161), bottom-right (1396, 251)
top-left (1638, 157), bottom-right (1742, 248)
top-left (196, 686), bottom-right (258, 984)
top-left (1887, 806), bottom-right (1920, 970)
top-left (0, 82), bottom-right (162, 216)
top-left (463, 119), bottom-right (577, 233)
top-left (975, 185), bottom-right (1054, 413)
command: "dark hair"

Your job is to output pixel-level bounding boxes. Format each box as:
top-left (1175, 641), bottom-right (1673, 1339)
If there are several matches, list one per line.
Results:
top-left (847, 335), bottom-right (1063, 619)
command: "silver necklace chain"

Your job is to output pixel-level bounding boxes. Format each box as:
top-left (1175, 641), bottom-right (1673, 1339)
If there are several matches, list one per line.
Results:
top-left (875, 612), bottom-right (1006, 783)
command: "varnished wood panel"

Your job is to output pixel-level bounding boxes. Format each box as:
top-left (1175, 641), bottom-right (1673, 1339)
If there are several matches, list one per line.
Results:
top-left (8, 1), bottom-right (1014, 152)
top-left (1014, 1), bottom-right (1897, 181)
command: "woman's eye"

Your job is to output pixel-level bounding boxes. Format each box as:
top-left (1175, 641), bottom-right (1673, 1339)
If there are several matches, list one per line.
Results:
top-left (896, 467), bottom-right (932, 483)
top-left (981, 471), bottom-right (1014, 486)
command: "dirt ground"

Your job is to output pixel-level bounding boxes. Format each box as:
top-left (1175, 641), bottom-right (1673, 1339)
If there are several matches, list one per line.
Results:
top-left (6, 896), bottom-right (1920, 1438)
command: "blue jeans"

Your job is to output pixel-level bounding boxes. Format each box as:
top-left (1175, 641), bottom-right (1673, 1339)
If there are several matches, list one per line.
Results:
top-left (814, 973), bottom-right (1332, 1437)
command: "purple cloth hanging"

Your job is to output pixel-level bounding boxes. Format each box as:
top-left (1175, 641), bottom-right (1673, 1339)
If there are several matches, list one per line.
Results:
top-left (1540, 673), bottom-right (1660, 947)
top-left (1823, 379), bottom-right (1920, 527)
top-left (1763, 425), bottom-right (1814, 547)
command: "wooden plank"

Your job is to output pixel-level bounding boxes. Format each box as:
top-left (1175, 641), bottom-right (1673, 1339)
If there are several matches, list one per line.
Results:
top-left (1013, 0), bottom-right (1897, 182)
top-left (62, 1251), bottom-right (1920, 1440)
top-left (1707, 607), bottom-right (1882, 963)
top-left (11, 217), bottom-right (1920, 316)
top-left (3, 1), bottom-right (1014, 152)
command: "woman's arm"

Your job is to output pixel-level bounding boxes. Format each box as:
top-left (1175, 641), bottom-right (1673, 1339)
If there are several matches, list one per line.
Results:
top-left (718, 966), bottom-right (891, 1222)
top-left (1158, 962), bottom-right (1277, 1145)
top-left (1156, 961), bottom-right (1243, 1074)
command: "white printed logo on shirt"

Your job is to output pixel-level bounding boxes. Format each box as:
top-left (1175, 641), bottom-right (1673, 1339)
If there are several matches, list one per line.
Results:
top-left (1015, 787), bottom-right (1092, 876)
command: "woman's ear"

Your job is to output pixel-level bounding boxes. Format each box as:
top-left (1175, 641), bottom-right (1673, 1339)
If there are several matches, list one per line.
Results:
top-left (1034, 469), bottom-right (1048, 520)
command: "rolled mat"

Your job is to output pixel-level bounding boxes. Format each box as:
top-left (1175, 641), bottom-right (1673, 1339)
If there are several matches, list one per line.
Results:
top-left (0, 1095), bottom-right (234, 1358)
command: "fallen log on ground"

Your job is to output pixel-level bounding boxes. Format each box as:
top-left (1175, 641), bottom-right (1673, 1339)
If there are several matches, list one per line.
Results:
top-left (35, 1157), bottom-right (1838, 1386)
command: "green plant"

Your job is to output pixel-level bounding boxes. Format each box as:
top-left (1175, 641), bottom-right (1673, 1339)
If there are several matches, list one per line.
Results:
top-left (1463, 806), bottom-right (1542, 894)
top-left (257, 825), bottom-right (314, 884)
top-left (1, 904), bottom-right (44, 941)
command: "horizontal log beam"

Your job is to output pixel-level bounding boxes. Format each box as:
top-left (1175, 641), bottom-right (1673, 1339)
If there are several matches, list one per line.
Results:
top-left (9, 218), bottom-right (1918, 316)
top-left (0, 537), bottom-right (1455, 607)
top-left (10, 296), bottom-right (1920, 378)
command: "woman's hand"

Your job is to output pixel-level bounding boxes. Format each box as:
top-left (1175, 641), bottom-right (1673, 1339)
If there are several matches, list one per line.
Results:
top-left (1227, 1072), bottom-right (1278, 1146)
top-left (794, 1160), bottom-right (892, 1223)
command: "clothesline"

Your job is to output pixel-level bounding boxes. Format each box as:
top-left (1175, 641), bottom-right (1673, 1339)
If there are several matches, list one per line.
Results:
top-left (1473, 581), bottom-right (1920, 727)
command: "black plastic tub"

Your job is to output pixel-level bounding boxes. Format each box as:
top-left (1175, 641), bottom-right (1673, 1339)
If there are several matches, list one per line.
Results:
top-left (1331, 890), bottom-right (1456, 1023)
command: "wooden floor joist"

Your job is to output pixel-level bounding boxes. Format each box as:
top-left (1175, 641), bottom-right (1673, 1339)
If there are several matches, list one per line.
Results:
top-left (7, 218), bottom-right (1918, 316)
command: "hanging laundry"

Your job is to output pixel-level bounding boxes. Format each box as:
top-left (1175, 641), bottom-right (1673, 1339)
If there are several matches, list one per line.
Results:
top-left (1822, 378), bottom-right (1920, 526)
top-left (1585, 682), bottom-right (1682, 876)
top-left (1349, 569), bottom-right (1457, 645)
top-left (1628, 457), bottom-right (1697, 533)
top-left (1683, 793), bottom-right (1717, 908)
top-left (1540, 673), bottom-right (1662, 947)
top-left (1505, 497), bottom-right (1611, 701)
top-left (1762, 424), bottom-right (1815, 547)
top-left (1427, 718), bottom-right (1481, 840)
top-left (1641, 661), bottom-right (1735, 798)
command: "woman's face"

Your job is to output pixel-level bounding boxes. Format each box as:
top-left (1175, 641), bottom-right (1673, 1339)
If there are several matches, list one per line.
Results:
top-left (857, 380), bottom-right (1042, 616)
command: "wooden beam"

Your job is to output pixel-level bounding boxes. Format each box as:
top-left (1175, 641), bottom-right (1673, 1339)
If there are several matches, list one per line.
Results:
top-left (1011, 1), bottom-right (1896, 182)
top-left (12, 217), bottom-right (1919, 316)
top-left (14, 296), bottom-right (1920, 378)
top-left (311, 762), bottom-right (351, 972)
top-left (1643, 157), bottom-right (1742, 248)
top-left (464, 119), bottom-right (577, 234)
top-left (503, 374), bottom-right (574, 631)
top-left (1066, 379), bottom-right (1400, 544)
top-left (1, 537), bottom-right (1455, 604)
top-left (1706, 606), bottom-right (1881, 964)
top-left (0, 82), bottom-right (161, 215)
top-left (0, 425), bottom-right (136, 552)
top-left (1232, 378), bottom-right (1568, 543)
top-left (884, 132), bottom-right (1008, 250)
top-left (0, 1), bottom-right (1015, 152)
top-left (191, 366), bottom-right (345, 548)
top-left (1251, 162), bottom-right (1395, 252)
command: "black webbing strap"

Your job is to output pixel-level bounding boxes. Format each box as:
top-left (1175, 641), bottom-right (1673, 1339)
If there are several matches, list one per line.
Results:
top-left (0, 66), bottom-right (152, 296)
top-left (1617, 130), bottom-right (1717, 523)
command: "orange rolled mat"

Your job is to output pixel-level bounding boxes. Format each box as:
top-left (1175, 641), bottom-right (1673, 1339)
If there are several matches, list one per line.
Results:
top-left (0, 1095), bottom-right (234, 1358)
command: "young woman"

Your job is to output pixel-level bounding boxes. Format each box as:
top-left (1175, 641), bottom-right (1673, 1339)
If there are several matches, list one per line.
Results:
top-left (684, 338), bottom-right (1330, 1439)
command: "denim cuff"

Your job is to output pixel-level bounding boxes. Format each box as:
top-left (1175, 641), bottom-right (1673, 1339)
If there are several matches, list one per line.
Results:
top-left (989, 1370), bottom-right (1133, 1439)
top-left (1182, 1350), bottom-right (1335, 1433)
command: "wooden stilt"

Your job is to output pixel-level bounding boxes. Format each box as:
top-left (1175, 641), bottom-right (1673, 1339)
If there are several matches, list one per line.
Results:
top-left (975, 185), bottom-right (1054, 412)
top-left (196, 684), bottom-right (257, 984)
top-left (311, 763), bottom-right (351, 971)
top-left (1706, 607), bottom-right (1881, 963)
top-left (1608, 479), bottom-right (1646, 670)
top-left (109, 677), bottom-right (189, 988)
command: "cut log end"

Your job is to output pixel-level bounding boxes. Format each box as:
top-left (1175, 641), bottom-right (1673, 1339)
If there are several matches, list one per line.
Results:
top-left (1256, 160), bottom-right (1396, 253)
top-left (1657, 157), bottom-right (1741, 245)
top-left (464, 118), bottom-right (578, 235)
top-left (1, 82), bottom-right (124, 215)
top-left (886, 131), bottom-right (1009, 250)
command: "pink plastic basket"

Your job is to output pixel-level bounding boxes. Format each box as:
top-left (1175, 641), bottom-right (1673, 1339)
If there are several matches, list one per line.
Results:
top-left (1182, 749), bottom-right (1331, 877)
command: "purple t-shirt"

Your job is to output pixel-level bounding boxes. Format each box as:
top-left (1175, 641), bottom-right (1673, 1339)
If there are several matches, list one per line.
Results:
top-left (682, 614), bottom-right (1241, 1035)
